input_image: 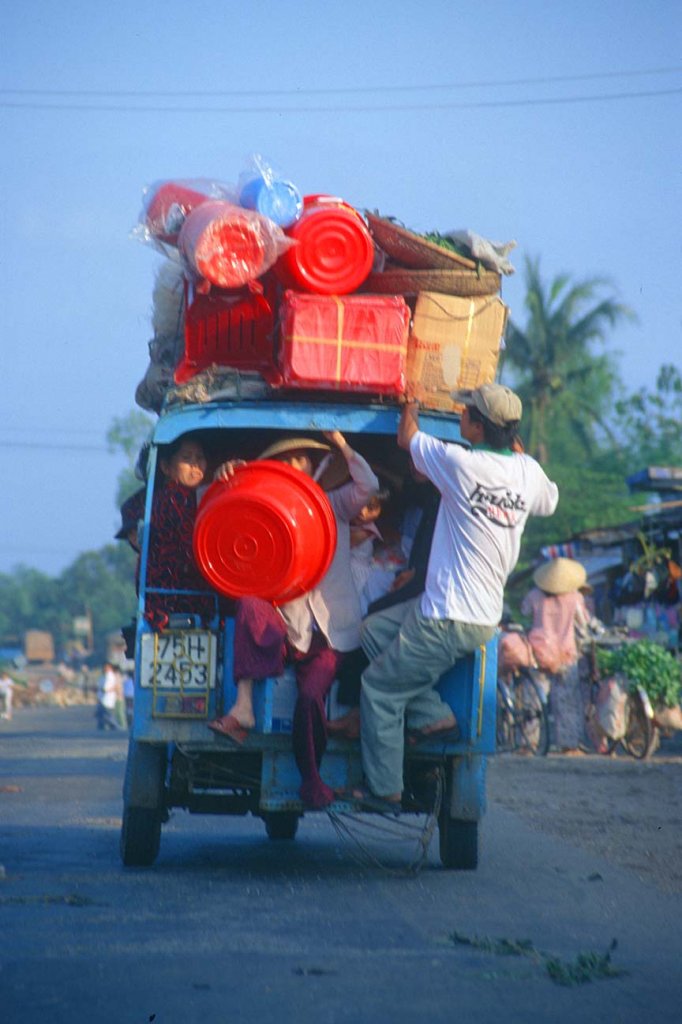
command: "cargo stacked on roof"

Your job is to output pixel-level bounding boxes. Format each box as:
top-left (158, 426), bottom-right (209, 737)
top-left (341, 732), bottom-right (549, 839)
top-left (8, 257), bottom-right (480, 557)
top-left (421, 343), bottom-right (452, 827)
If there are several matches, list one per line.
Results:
top-left (132, 158), bottom-right (514, 414)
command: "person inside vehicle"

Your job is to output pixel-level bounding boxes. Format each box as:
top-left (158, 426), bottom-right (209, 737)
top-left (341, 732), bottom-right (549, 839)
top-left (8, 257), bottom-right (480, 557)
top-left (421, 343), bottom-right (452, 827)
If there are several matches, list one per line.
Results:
top-left (208, 431), bottom-right (379, 810)
top-left (115, 487), bottom-right (146, 553)
top-left (353, 384), bottom-right (559, 811)
top-left (329, 463), bottom-right (440, 740)
top-left (144, 434), bottom-right (215, 630)
top-left (349, 488), bottom-right (393, 616)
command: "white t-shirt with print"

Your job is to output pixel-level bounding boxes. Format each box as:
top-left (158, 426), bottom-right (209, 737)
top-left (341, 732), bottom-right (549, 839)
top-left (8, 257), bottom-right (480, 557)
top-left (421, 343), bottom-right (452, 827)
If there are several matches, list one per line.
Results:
top-left (410, 432), bottom-right (559, 625)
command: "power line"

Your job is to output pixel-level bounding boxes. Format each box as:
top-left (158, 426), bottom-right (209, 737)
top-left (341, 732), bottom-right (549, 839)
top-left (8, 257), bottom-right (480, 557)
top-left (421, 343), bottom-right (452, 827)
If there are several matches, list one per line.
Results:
top-left (0, 86), bottom-right (680, 114)
top-left (1, 65), bottom-right (680, 98)
top-left (0, 440), bottom-right (111, 452)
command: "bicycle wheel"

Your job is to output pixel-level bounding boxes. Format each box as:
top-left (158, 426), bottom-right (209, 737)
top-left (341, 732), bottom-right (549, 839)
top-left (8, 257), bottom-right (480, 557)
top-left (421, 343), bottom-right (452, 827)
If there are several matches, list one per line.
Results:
top-left (496, 682), bottom-right (515, 751)
top-left (622, 691), bottom-right (658, 760)
top-left (513, 672), bottom-right (550, 756)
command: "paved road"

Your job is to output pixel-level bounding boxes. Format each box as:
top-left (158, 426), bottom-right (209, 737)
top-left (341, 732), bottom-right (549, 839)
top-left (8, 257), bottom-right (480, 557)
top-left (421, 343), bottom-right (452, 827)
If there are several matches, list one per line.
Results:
top-left (0, 706), bottom-right (680, 1023)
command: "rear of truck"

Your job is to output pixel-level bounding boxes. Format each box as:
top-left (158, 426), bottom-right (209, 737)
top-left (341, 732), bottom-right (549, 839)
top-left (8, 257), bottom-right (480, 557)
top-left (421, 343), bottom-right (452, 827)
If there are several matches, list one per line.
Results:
top-left (120, 396), bottom-right (498, 870)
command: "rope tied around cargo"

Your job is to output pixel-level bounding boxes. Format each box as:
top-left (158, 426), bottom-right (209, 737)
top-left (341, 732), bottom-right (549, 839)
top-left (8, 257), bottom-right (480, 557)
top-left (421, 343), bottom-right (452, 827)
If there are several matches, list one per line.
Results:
top-left (326, 768), bottom-right (443, 877)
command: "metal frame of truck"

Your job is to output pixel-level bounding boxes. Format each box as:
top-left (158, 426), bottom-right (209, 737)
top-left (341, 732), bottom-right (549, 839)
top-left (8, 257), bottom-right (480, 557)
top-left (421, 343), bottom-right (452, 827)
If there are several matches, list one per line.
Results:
top-left (120, 397), bottom-right (498, 869)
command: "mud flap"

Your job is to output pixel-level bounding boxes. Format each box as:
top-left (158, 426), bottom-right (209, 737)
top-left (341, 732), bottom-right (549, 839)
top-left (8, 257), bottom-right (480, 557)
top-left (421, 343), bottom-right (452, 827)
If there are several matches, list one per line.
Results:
top-left (445, 753), bottom-right (486, 822)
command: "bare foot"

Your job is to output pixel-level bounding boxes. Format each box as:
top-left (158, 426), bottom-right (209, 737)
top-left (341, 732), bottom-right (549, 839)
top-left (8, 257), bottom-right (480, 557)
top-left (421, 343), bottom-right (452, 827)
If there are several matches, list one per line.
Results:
top-left (328, 707), bottom-right (360, 739)
top-left (407, 715), bottom-right (460, 745)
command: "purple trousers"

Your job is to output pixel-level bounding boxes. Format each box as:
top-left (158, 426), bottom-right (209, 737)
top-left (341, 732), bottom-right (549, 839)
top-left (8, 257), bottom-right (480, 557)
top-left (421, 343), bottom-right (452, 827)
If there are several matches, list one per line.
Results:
top-left (234, 597), bottom-right (344, 808)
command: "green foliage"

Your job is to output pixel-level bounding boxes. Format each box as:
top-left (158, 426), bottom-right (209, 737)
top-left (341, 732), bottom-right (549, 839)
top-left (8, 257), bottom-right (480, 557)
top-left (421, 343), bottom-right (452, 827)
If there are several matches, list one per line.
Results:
top-left (596, 640), bottom-right (682, 707)
top-left (0, 545), bottom-right (137, 662)
top-left (107, 409), bottom-right (154, 507)
top-left (450, 932), bottom-right (627, 986)
top-left (422, 231), bottom-right (474, 260)
top-left (613, 364), bottom-right (682, 468)
top-left (502, 256), bottom-right (634, 463)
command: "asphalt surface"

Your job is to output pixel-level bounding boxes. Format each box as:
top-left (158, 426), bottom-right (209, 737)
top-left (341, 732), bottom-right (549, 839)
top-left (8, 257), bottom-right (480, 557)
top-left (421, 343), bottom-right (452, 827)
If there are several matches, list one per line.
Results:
top-left (0, 705), bottom-right (680, 1023)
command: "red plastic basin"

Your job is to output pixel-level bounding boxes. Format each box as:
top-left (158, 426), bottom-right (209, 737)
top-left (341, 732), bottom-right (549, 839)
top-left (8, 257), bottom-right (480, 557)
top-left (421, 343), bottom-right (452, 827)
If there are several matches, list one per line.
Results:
top-left (193, 461), bottom-right (337, 604)
top-left (275, 194), bottom-right (374, 295)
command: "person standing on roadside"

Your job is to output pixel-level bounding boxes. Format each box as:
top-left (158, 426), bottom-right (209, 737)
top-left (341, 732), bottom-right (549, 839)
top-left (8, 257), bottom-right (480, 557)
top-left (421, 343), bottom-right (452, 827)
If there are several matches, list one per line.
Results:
top-left (0, 670), bottom-right (15, 720)
top-left (96, 663), bottom-right (121, 732)
top-left (355, 385), bottom-right (559, 809)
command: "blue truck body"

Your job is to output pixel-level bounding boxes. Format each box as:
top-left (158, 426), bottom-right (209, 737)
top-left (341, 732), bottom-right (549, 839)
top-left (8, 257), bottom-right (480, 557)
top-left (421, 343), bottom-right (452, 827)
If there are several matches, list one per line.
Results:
top-left (121, 396), bottom-right (498, 868)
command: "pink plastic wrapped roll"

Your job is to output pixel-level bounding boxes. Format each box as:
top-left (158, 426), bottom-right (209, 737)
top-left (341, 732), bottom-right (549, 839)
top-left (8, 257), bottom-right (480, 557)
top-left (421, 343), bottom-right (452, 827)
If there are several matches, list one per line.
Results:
top-left (178, 200), bottom-right (290, 289)
top-left (143, 181), bottom-right (213, 245)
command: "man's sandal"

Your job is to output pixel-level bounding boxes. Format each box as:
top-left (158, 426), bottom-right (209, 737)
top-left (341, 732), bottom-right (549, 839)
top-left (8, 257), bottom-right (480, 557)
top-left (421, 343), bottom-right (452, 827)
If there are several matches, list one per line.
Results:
top-left (337, 786), bottom-right (402, 815)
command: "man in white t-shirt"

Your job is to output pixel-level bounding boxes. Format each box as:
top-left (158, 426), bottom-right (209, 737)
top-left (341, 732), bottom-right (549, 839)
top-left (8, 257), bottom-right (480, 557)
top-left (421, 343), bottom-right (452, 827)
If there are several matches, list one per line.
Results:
top-left (356, 384), bottom-right (559, 806)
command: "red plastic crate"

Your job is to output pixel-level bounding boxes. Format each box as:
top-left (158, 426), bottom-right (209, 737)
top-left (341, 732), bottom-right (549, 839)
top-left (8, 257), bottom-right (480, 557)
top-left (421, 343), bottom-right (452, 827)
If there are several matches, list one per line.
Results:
top-left (279, 291), bottom-right (409, 395)
top-left (175, 286), bottom-right (278, 384)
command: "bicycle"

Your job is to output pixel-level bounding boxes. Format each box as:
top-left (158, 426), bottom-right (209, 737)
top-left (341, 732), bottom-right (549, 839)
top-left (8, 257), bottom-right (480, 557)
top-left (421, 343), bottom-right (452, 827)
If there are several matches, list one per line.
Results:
top-left (582, 628), bottom-right (659, 760)
top-left (496, 666), bottom-right (550, 756)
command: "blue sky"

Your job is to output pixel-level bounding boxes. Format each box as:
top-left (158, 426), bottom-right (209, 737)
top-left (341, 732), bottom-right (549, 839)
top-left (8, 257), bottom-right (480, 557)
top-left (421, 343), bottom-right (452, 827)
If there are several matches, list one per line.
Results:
top-left (1, 1), bottom-right (680, 575)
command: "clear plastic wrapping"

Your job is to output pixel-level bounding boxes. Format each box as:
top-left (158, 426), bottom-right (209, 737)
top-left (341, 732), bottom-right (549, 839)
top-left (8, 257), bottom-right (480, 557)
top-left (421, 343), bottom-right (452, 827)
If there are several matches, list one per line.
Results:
top-left (177, 200), bottom-right (293, 289)
top-left (134, 178), bottom-right (237, 252)
top-left (237, 153), bottom-right (303, 228)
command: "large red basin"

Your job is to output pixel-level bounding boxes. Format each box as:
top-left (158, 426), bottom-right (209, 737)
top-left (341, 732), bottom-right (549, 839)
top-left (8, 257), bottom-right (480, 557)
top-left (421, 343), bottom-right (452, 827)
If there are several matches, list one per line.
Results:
top-left (193, 461), bottom-right (337, 604)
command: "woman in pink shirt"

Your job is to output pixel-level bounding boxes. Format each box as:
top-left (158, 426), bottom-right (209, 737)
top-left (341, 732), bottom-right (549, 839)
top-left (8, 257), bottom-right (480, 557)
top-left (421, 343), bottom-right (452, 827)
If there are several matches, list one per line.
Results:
top-left (521, 558), bottom-right (590, 754)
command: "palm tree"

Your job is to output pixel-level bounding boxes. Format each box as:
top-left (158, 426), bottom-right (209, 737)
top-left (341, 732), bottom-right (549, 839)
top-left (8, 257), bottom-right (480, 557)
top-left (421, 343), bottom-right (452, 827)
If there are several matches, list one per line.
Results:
top-left (503, 257), bottom-right (635, 463)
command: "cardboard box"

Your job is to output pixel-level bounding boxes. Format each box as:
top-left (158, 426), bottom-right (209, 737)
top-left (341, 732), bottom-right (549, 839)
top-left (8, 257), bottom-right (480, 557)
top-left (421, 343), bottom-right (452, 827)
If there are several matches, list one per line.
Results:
top-left (279, 291), bottom-right (409, 394)
top-left (407, 292), bottom-right (508, 412)
top-left (24, 630), bottom-right (55, 663)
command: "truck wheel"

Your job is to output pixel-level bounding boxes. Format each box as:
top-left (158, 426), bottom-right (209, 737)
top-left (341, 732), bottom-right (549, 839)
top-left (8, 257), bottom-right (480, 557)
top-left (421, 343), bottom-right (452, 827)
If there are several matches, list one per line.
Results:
top-left (120, 740), bottom-right (166, 867)
top-left (438, 816), bottom-right (478, 870)
top-left (120, 806), bottom-right (162, 866)
top-left (263, 812), bottom-right (299, 840)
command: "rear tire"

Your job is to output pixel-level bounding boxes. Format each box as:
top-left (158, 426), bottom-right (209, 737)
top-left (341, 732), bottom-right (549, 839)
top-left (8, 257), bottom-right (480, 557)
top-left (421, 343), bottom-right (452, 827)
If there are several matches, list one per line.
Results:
top-left (438, 817), bottom-right (478, 870)
top-left (120, 740), bottom-right (166, 867)
top-left (120, 806), bottom-right (162, 867)
top-left (622, 693), bottom-right (658, 760)
top-left (515, 672), bottom-right (550, 756)
top-left (263, 812), bottom-right (299, 840)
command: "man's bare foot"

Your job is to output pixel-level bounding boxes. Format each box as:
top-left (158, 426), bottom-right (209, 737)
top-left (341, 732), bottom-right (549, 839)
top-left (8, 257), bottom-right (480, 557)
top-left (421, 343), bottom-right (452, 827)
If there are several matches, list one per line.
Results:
top-left (407, 715), bottom-right (460, 745)
top-left (419, 714), bottom-right (457, 736)
top-left (328, 707), bottom-right (360, 740)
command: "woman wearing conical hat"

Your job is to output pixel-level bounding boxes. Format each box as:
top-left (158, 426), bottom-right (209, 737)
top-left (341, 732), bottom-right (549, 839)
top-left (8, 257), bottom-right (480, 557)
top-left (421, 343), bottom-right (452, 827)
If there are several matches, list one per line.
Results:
top-left (522, 557), bottom-right (590, 754)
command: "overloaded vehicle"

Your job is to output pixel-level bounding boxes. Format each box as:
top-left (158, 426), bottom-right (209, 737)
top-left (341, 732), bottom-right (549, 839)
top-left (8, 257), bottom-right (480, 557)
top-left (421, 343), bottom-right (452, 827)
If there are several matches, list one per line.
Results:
top-left (120, 168), bottom-right (511, 869)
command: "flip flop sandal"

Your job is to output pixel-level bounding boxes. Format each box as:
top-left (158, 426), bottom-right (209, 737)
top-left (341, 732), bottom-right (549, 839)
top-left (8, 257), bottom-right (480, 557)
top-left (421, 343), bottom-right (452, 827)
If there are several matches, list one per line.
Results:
top-left (337, 786), bottom-right (402, 815)
top-left (207, 714), bottom-right (249, 745)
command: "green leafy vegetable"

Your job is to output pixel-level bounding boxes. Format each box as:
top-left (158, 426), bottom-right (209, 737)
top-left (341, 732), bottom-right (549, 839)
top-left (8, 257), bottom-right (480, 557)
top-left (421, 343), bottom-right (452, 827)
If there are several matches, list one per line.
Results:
top-left (596, 639), bottom-right (681, 708)
top-left (422, 231), bottom-right (469, 257)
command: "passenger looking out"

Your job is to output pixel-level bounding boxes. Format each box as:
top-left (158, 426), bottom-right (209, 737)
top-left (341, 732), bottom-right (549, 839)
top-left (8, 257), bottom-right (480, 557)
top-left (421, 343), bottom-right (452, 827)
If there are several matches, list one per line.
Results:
top-left (208, 431), bottom-right (379, 810)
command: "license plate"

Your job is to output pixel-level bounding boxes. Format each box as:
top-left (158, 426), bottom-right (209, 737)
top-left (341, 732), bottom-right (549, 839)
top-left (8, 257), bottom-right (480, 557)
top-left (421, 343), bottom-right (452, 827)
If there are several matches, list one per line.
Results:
top-left (139, 631), bottom-right (217, 691)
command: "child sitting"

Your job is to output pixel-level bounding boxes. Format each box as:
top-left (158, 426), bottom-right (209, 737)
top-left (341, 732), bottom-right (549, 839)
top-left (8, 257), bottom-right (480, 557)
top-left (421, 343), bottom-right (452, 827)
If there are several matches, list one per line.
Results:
top-left (349, 489), bottom-right (394, 616)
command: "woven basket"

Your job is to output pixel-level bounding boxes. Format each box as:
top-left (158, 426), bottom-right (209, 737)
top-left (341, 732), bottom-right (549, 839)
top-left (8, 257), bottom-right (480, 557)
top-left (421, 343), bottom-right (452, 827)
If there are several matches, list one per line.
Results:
top-left (362, 267), bottom-right (501, 297)
top-left (365, 213), bottom-right (476, 271)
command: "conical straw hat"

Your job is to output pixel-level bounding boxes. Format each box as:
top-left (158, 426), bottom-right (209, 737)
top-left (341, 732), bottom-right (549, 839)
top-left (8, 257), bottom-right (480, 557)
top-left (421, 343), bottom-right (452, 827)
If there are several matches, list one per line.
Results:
top-left (257, 437), bottom-right (350, 491)
top-left (257, 437), bottom-right (331, 460)
top-left (533, 557), bottom-right (587, 595)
